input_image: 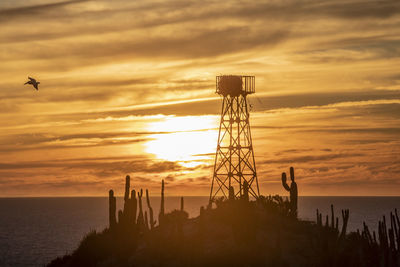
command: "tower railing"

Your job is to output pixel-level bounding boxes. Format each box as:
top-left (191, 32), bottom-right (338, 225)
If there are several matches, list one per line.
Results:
top-left (216, 75), bottom-right (255, 96)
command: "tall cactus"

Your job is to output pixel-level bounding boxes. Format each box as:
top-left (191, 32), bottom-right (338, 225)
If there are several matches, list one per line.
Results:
top-left (391, 210), bottom-right (400, 250)
top-left (159, 179), bottom-right (165, 226)
top-left (109, 189), bottom-right (116, 229)
top-left (379, 216), bottom-right (389, 250)
top-left (122, 175), bottom-right (130, 224)
top-left (146, 189), bottom-right (156, 229)
top-left (131, 189), bottom-right (137, 225)
top-left (137, 189), bottom-right (144, 229)
top-left (281, 167), bottom-right (298, 217)
top-left (124, 175), bottom-right (130, 202)
top-left (316, 209), bottom-right (322, 227)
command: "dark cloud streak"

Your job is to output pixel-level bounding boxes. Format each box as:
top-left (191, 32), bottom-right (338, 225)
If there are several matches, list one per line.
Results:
top-left (0, 0), bottom-right (88, 22)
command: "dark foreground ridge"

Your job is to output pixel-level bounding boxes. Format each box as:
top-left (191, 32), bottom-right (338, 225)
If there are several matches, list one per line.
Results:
top-left (48, 175), bottom-right (400, 267)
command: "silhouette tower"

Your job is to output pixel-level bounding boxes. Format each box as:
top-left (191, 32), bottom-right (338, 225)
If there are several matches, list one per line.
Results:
top-left (209, 75), bottom-right (260, 203)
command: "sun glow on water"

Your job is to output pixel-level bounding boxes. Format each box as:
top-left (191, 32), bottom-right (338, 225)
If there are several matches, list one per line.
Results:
top-left (144, 116), bottom-right (219, 166)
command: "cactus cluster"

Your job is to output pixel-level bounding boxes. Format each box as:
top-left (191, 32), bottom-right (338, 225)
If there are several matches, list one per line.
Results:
top-left (342, 208), bottom-right (400, 266)
top-left (316, 205), bottom-right (349, 239)
top-left (107, 176), bottom-right (188, 235)
top-left (105, 175), bottom-right (148, 231)
top-left (361, 209), bottom-right (400, 265)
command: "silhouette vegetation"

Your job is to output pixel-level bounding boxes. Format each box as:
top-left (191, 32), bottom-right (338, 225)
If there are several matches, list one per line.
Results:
top-left (48, 168), bottom-right (400, 267)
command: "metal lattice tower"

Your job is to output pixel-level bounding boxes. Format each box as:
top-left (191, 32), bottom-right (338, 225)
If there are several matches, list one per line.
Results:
top-left (209, 75), bottom-right (260, 203)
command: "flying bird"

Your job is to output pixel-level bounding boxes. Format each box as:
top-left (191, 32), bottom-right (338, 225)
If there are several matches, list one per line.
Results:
top-left (24, 77), bottom-right (40, 90)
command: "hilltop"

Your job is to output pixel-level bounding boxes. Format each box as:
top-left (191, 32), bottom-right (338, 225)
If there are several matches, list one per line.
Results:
top-left (48, 177), bottom-right (400, 267)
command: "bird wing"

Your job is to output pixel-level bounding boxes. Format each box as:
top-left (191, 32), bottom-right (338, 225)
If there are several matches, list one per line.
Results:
top-left (33, 83), bottom-right (38, 90)
top-left (28, 77), bottom-right (36, 82)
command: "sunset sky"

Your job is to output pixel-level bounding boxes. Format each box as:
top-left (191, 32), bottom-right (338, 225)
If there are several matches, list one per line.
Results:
top-left (0, 0), bottom-right (399, 197)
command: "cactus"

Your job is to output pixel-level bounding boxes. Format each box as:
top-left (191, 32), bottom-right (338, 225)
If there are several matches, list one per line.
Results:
top-left (124, 175), bottom-right (130, 204)
top-left (390, 212), bottom-right (396, 239)
top-left (362, 222), bottom-right (374, 244)
top-left (378, 216), bottom-right (389, 250)
top-left (180, 197), bottom-right (184, 211)
top-left (137, 189), bottom-right (144, 229)
top-left (319, 213), bottom-right (322, 227)
top-left (281, 167), bottom-right (298, 217)
top-left (316, 209), bottom-right (321, 226)
top-left (146, 189), bottom-right (156, 229)
top-left (131, 189), bottom-right (137, 225)
top-left (340, 209), bottom-right (349, 239)
top-left (388, 228), bottom-right (396, 250)
top-left (109, 189), bottom-right (116, 229)
top-left (159, 179), bottom-right (165, 226)
top-left (121, 175), bottom-right (131, 225)
top-left (243, 180), bottom-right (249, 202)
top-left (395, 209), bottom-right (400, 228)
top-left (229, 186), bottom-right (235, 201)
top-left (316, 209), bottom-right (323, 227)
top-left (391, 211), bottom-right (400, 250)
top-left (330, 204), bottom-right (334, 228)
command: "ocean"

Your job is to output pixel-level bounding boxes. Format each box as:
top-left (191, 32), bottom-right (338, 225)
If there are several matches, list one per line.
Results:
top-left (0, 196), bottom-right (399, 266)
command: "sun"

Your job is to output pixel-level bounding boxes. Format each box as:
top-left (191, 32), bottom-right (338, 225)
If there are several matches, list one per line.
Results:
top-left (144, 116), bottom-right (219, 167)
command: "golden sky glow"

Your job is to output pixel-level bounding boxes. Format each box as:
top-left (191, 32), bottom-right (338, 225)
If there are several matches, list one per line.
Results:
top-left (0, 0), bottom-right (399, 196)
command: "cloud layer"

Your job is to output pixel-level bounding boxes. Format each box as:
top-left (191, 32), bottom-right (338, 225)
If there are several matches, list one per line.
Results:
top-left (0, 0), bottom-right (399, 196)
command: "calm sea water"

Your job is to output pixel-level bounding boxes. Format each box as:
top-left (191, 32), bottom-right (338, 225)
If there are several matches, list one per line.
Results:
top-left (0, 196), bottom-right (399, 267)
